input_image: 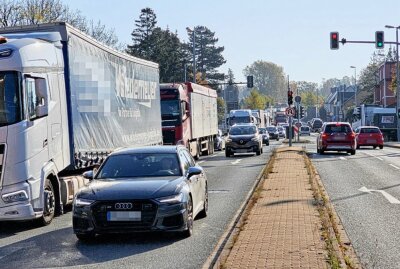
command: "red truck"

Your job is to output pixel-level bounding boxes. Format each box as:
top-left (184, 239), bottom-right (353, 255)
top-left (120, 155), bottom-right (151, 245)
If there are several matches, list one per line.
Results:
top-left (160, 83), bottom-right (218, 159)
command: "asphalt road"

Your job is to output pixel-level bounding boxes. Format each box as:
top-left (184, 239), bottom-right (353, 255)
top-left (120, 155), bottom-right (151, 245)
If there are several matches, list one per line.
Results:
top-left (306, 135), bottom-right (400, 269)
top-left (0, 142), bottom-right (280, 269)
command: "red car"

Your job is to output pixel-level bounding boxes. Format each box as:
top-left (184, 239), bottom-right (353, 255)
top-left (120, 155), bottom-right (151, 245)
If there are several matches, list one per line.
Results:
top-left (317, 122), bottom-right (356, 155)
top-left (355, 126), bottom-right (384, 149)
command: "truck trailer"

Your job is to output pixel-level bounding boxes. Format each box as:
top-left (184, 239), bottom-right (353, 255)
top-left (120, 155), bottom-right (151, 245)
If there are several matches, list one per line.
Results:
top-left (160, 82), bottom-right (218, 159)
top-left (0, 22), bottom-right (162, 224)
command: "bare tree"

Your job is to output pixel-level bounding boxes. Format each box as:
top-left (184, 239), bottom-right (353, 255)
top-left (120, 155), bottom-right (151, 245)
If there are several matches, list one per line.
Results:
top-left (0, 0), bottom-right (121, 48)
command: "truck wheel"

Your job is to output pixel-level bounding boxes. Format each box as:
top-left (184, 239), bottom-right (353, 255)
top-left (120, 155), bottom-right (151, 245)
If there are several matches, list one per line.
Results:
top-left (39, 179), bottom-right (56, 226)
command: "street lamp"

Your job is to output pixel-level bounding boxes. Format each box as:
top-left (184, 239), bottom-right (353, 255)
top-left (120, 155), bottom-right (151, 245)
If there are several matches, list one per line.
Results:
top-left (350, 66), bottom-right (357, 106)
top-left (385, 25), bottom-right (400, 141)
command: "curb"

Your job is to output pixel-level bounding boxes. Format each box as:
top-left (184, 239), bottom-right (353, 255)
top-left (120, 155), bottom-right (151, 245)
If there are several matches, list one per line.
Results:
top-left (201, 150), bottom-right (273, 269)
top-left (306, 152), bottom-right (362, 269)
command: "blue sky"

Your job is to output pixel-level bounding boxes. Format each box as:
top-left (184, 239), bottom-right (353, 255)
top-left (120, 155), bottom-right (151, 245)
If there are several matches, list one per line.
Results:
top-left (65, 0), bottom-right (400, 84)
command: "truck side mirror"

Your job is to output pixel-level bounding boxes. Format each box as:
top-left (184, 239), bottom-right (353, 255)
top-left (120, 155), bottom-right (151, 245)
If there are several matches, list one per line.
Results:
top-left (35, 78), bottom-right (48, 117)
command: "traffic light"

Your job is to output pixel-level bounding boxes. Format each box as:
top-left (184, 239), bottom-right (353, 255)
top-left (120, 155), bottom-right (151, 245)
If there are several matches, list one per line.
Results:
top-left (330, 32), bottom-right (339, 50)
top-left (247, 75), bottom-right (253, 88)
top-left (375, 31), bottom-right (384, 49)
top-left (354, 106), bottom-right (361, 119)
top-left (287, 90), bottom-right (293, 106)
top-left (300, 106), bottom-right (305, 118)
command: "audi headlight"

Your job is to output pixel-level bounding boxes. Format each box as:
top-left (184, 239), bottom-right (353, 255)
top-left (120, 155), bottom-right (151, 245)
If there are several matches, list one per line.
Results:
top-left (156, 193), bottom-right (184, 204)
top-left (2, 190), bottom-right (29, 203)
top-left (74, 197), bottom-right (95, 207)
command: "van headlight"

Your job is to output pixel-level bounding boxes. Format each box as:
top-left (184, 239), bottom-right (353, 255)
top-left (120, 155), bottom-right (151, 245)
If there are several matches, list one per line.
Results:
top-left (2, 190), bottom-right (29, 203)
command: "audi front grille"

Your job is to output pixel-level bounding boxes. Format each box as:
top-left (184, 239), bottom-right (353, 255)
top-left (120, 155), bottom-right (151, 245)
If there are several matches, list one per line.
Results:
top-left (91, 200), bottom-right (158, 230)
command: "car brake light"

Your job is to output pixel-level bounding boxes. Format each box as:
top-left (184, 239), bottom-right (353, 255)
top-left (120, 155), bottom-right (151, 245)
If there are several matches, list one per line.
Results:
top-left (349, 132), bottom-right (355, 138)
top-left (321, 133), bottom-right (328, 139)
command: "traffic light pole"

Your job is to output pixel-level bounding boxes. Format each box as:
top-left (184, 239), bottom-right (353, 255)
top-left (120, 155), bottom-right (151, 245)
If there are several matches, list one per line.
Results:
top-left (287, 75), bottom-right (292, 147)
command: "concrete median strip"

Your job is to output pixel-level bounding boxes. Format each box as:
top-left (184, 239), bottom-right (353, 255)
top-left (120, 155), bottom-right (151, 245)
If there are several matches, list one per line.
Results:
top-left (204, 147), bottom-right (361, 269)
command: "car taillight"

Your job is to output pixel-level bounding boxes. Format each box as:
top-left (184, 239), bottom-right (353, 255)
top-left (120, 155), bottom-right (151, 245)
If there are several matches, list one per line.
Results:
top-left (321, 133), bottom-right (328, 139)
top-left (349, 132), bottom-right (355, 139)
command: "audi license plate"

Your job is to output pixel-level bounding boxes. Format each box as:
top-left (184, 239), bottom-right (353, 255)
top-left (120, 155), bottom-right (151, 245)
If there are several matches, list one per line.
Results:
top-left (107, 211), bottom-right (141, 221)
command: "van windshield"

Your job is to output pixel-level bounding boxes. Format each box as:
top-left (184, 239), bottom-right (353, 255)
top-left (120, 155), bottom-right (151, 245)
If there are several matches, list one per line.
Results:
top-left (0, 71), bottom-right (23, 126)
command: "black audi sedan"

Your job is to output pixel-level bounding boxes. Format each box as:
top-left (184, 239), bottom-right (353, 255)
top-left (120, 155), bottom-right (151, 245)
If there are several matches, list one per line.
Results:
top-left (73, 145), bottom-right (208, 240)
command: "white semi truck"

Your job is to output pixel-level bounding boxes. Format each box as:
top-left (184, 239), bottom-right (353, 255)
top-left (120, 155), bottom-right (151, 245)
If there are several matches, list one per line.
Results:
top-left (0, 22), bottom-right (162, 225)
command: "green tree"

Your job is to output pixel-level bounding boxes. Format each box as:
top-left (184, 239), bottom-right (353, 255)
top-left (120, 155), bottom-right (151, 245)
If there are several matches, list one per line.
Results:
top-left (242, 89), bottom-right (272, 110)
top-left (186, 26), bottom-right (226, 82)
top-left (127, 7), bottom-right (157, 59)
top-left (243, 60), bottom-right (286, 102)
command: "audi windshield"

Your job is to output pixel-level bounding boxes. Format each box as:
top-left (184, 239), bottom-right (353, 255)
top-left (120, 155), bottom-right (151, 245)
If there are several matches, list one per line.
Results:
top-left (96, 153), bottom-right (182, 179)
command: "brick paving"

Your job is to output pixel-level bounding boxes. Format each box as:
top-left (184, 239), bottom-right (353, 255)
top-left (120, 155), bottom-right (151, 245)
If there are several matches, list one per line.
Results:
top-left (223, 147), bottom-right (327, 269)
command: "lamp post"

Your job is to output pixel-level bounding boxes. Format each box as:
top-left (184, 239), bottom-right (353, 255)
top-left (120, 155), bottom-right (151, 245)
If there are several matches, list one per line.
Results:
top-left (385, 25), bottom-right (400, 141)
top-left (350, 66), bottom-right (357, 106)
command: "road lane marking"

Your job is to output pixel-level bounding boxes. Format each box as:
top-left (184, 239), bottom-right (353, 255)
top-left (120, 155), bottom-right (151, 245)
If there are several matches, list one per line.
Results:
top-left (389, 164), bottom-right (400, 170)
top-left (197, 160), bottom-right (205, 164)
top-left (361, 151), bottom-right (383, 161)
top-left (359, 186), bottom-right (400, 204)
top-left (339, 157), bottom-right (346, 161)
top-left (376, 157), bottom-right (384, 161)
top-left (231, 159), bottom-right (242, 165)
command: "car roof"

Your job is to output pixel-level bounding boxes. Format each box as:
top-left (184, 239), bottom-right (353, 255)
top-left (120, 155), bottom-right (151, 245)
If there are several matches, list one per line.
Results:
top-left (111, 145), bottom-right (184, 156)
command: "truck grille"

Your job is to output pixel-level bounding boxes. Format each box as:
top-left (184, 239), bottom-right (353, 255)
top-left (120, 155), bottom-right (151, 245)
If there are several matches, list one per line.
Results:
top-left (91, 200), bottom-right (158, 230)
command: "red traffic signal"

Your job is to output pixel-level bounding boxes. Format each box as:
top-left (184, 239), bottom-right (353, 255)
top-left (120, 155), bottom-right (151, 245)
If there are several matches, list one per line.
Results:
top-left (330, 32), bottom-right (339, 50)
top-left (287, 90), bottom-right (293, 106)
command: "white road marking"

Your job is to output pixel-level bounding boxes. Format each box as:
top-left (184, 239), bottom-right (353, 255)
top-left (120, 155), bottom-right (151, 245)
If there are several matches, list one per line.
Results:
top-left (389, 164), bottom-right (400, 170)
top-left (359, 186), bottom-right (400, 204)
top-left (197, 161), bottom-right (205, 164)
top-left (339, 157), bottom-right (346, 161)
top-left (361, 151), bottom-right (383, 161)
top-left (376, 157), bottom-right (384, 161)
top-left (231, 159), bottom-right (242, 165)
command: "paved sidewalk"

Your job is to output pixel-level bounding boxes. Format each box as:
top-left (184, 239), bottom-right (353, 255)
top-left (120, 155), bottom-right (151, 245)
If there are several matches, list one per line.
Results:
top-left (223, 147), bottom-right (327, 269)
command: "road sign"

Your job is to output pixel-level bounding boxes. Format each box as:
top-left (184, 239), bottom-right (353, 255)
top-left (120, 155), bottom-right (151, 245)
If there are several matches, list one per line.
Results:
top-left (285, 107), bottom-right (295, 116)
top-left (295, 96), bottom-right (301, 103)
top-left (295, 122), bottom-right (302, 128)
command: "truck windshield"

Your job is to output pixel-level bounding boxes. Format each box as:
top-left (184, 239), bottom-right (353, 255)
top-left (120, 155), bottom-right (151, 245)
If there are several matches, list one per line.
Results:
top-left (0, 71), bottom-right (22, 126)
top-left (161, 100), bottom-right (180, 116)
top-left (230, 116), bottom-right (250, 125)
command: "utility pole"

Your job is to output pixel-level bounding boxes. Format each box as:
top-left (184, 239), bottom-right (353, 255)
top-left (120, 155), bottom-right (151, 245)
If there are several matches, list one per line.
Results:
top-left (288, 75), bottom-right (292, 147)
top-left (192, 28), bottom-right (196, 83)
top-left (385, 25), bottom-right (400, 141)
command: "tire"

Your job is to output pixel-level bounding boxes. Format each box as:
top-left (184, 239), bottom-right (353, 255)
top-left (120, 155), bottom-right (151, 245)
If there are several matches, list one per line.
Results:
top-left (276, 138), bottom-right (279, 141)
top-left (379, 145), bottom-right (383, 149)
top-left (182, 196), bottom-right (193, 238)
top-left (356, 145), bottom-right (360, 149)
top-left (373, 146), bottom-right (377, 149)
top-left (197, 185), bottom-right (208, 219)
top-left (266, 142), bottom-right (269, 146)
top-left (320, 149), bottom-right (324, 155)
top-left (38, 178), bottom-right (56, 226)
top-left (225, 149), bottom-right (231, 157)
top-left (256, 149), bottom-right (261, 156)
top-left (351, 149), bottom-right (356, 155)
top-left (317, 147), bottom-right (320, 154)
top-left (76, 233), bottom-right (96, 242)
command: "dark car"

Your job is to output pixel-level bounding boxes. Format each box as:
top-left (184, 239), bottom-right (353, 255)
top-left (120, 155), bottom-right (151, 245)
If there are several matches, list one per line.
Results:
top-left (266, 126), bottom-right (280, 141)
top-left (225, 123), bottom-right (263, 157)
top-left (317, 122), bottom-right (356, 155)
top-left (258, 127), bottom-right (270, 145)
top-left (355, 126), bottom-right (384, 149)
top-left (73, 146), bottom-right (208, 240)
top-left (311, 118), bottom-right (323, 132)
